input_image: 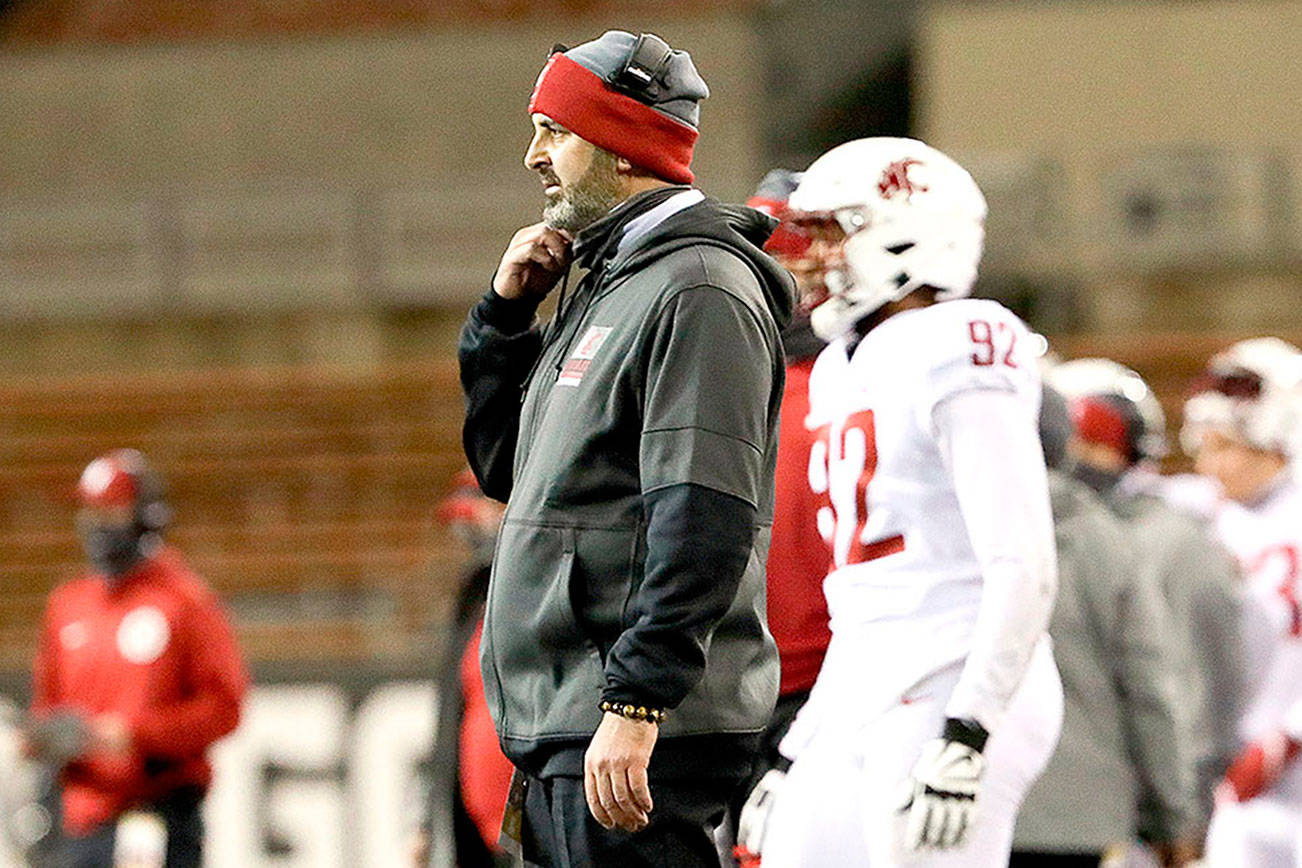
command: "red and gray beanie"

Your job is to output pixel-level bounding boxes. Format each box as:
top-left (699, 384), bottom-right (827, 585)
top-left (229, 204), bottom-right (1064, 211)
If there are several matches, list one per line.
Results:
top-left (528, 31), bottom-right (709, 184)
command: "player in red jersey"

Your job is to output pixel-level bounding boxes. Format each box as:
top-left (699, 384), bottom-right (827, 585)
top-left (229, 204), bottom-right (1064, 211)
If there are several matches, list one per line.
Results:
top-left (420, 470), bottom-right (514, 868)
top-left (730, 169), bottom-right (831, 867)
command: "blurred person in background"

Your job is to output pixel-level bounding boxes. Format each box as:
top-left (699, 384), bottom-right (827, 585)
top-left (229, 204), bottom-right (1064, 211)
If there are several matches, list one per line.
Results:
top-left (1173, 339), bottom-right (1302, 867)
top-left (753, 138), bottom-right (1061, 866)
top-left (419, 470), bottom-right (513, 868)
top-left (727, 169), bottom-right (829, 867)
top-left (1012, 386), bottom-right (1193, 867)
top-left (459, 30), bottom-right (791, 867)
top-left (1049, 358), bottom-right (1246, 849)
top-left (24, 449), bottom-right (247, 868)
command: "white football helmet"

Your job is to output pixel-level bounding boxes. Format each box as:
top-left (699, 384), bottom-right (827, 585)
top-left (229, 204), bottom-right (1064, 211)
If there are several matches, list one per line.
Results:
top-left (785, 137), bottom-right (987, 341)
top-left (1048, 358), bottom-right (1168, 463)
top-left (1181, 337), bottom-right (1302, 458)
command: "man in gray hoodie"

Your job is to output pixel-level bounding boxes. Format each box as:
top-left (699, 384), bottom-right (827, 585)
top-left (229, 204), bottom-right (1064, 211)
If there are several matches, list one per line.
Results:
top-left (459, 31), bottom-right (792, 868)
top-left (1014, 386), bottom-right (1194, 866)
top-left (1050, 358), bottom-right (1246, 850)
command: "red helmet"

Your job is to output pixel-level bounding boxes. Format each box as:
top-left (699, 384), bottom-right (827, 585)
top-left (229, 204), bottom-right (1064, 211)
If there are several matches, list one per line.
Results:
top-left (77, 448), bottom-right (171, 533)
top-left (1049, 358), bottom-right (1168, 465)
top-left (747, 168), bottom-right (810, 258)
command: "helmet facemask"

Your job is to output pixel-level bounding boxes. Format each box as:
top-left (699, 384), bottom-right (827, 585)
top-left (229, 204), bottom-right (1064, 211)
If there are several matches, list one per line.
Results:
top-left (777, 209), bottom-right (859, 324)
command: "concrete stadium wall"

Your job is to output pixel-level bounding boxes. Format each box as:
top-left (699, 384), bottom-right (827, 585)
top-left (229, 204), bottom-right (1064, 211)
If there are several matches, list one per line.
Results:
top-left (0, 13), bottom-right (764, 321)
top-left (916, 0), bottom-right (1302, 333)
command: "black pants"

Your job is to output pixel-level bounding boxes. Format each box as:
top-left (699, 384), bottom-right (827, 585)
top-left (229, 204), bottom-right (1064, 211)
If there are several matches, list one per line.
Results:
top-left (54, 790), bottom-right (203, 868)
top-left (724, 689), bottom-right (809, 846)
top-left (521, 774), bottom-right (734, 868)
top-left (1008, 852), bottom-right (1102, 867)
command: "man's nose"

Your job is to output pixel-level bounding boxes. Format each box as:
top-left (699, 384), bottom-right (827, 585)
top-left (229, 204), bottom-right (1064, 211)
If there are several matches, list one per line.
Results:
top-left (524, 132), bottom-right (549, 171)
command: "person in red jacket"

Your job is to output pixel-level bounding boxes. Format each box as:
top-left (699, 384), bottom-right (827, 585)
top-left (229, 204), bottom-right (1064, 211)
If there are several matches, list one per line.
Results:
top-left (747, 169), bottom-right (833, 703)
top-left (25, 448), bottom-right (247, 868)
top-left (729, 170), bottom-right (832, 865)
top-left (418, 470), bottom-right (514, 868)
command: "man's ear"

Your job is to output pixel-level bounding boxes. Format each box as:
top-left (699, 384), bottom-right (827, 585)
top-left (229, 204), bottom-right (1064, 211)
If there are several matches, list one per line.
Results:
top-left (615, 155), bottom-right (636, 175)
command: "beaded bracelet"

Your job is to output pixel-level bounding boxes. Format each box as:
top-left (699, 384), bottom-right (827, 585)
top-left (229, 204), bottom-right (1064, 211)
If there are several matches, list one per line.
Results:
top-left (600, 700), bottom-right (666, 725)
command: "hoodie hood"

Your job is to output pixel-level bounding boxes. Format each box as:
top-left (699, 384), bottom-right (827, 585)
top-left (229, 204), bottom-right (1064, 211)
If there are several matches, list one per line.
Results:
top-left (1047, 470), bottom-right (1104, 524)
top-left (781, 311), bottom-right (825, 362)
top-left (578, 190), bottom-right (796, 331)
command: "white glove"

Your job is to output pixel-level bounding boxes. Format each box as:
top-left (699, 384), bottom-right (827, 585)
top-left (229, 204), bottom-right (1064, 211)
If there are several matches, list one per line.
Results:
top-left (899, 736), bottom-right (985, 852)
top-left (736, 768), bottom-right (786, 864)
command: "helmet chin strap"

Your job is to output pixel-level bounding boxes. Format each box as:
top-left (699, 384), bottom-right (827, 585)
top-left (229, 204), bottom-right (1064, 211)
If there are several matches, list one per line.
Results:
top-left (824, 266), bottom-right (852, 297)
top-left (809, 294), bottom-right (858, 342)
top-left (809, 264), bottom-right (924, 343)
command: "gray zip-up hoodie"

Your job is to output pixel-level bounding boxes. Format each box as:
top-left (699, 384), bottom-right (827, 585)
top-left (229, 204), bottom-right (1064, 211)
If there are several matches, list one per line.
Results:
top-left (1107, 485), bottom-right (1245, 839)
top-left (1016, 473), bottom-right (1192, 851)
top-left (460, 188), bottom-right (794, 777)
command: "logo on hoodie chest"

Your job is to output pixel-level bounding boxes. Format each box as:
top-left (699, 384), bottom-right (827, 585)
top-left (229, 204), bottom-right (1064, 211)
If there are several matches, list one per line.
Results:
top-left (117, 606), bottom-right (171, 665)
top-left (557, 326), bottom-right (613, 387)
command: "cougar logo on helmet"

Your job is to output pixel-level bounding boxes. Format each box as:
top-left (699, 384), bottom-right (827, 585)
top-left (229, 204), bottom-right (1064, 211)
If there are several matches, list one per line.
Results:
top-left (878, 159), bottom-right (928, 201)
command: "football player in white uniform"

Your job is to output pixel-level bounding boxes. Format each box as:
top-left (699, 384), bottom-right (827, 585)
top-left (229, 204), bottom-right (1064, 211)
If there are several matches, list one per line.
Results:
top-left (1176, 338), bottom-right (1302, 867)
top-left (748, 138), bottom-right (1062, 866)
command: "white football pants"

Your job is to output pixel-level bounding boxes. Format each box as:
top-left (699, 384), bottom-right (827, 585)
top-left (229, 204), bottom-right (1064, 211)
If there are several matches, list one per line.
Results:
top-left (763, 639), bottom-right (1062, 867)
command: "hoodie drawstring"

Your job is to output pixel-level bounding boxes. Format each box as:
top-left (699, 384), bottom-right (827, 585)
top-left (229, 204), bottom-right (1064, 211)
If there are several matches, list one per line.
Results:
top-left (518, 268), bottom-right (575, 402)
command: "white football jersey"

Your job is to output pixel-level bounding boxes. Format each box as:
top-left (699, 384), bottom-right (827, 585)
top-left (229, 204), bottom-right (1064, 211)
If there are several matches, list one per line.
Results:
top-left (803, 298), bottom-right (1043, 713)
top-left (1207, 476), bottom-right (1302, 747)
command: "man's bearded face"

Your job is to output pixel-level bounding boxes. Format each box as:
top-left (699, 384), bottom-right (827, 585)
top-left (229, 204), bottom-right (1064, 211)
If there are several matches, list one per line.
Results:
top-left (526, 113), bottom-right (622, 234)
top-left (541, 147), bottom-right (621, 233)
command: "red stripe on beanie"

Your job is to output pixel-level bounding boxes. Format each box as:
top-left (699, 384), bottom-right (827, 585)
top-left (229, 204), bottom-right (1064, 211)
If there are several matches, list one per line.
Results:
top-left (1070, 396), bottom-right (1130, 455)
top-left (528, 53), bottom-right (697, 185)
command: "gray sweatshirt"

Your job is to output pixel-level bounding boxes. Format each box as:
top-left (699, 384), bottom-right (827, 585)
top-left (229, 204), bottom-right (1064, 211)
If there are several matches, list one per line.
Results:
top-left (1108, 486), bottom-right (1245, 838)
top-left (1016, 473), bottom-right (1192, 851)
top-left (460, 189), bottom-right (793, 778)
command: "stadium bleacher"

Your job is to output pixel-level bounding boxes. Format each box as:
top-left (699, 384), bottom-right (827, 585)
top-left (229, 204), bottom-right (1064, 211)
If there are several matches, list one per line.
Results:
top-left (0, 359), bottom-right (468, 673)
top-left (3, 328), bottom-right (1299, 676)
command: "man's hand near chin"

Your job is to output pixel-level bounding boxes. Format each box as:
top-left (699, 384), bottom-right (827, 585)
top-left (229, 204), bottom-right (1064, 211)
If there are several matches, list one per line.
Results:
top-left (583, 712), bottom-right (658, 832)
top-left (491, 223), bottom-right (573, 301)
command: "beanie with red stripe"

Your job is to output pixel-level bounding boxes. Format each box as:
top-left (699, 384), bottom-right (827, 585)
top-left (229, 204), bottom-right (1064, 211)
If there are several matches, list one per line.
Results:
top-left (528, 31), bottom-right (708, 185)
